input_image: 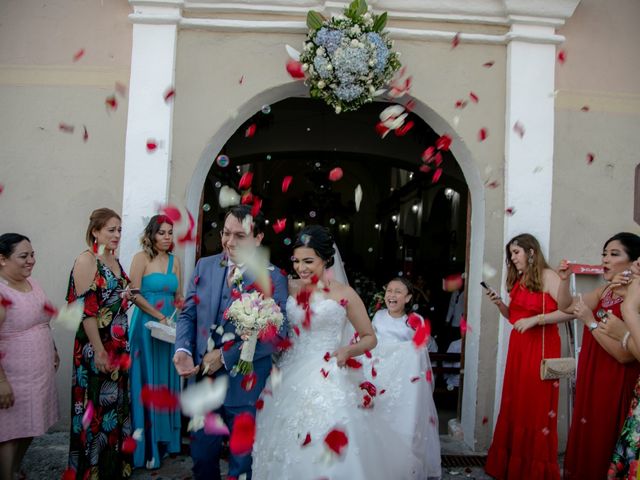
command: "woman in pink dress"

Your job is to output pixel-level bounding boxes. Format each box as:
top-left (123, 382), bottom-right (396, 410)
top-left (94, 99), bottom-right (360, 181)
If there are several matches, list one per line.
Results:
top-left (0, 233), bottom-right (59, 479)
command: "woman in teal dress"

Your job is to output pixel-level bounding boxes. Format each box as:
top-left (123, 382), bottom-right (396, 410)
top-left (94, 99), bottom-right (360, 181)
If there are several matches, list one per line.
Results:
top-left (128, 215), bottom-right (183, 469)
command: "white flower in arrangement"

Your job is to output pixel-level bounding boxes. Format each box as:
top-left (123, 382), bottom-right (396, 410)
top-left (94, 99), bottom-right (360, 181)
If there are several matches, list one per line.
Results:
top-left (297, 0), bottom-right (401, 113)
top-left (302, 63), bottom-right (309, 71)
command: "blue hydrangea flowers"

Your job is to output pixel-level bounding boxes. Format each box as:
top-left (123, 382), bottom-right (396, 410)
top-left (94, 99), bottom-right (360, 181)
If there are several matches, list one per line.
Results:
top-left (299, 0), bottom-right (401, 113)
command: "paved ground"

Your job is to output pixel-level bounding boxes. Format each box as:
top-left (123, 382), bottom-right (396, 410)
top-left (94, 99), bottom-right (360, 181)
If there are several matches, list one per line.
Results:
top-left (21, 431), bottom-right (492, 479)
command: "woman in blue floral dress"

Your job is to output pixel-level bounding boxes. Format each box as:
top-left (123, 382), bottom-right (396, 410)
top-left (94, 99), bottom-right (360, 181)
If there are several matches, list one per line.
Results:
top-left (66, 208), bottom-right (133, 479)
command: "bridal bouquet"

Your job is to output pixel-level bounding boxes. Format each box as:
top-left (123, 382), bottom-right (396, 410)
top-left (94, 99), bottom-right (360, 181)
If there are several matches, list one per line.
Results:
top-left (225, 291), bottom-right (284, 375)
top-left (298, 0), bottom-right (400, 113)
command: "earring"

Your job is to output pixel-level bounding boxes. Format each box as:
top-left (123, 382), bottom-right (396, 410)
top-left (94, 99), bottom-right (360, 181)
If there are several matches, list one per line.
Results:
top-left (92, 239), bottom-right (98, 254)
top-left (528, 255), bottom-right (534, 265)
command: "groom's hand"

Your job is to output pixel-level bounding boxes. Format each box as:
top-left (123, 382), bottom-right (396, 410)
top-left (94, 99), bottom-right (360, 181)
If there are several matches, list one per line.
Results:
top-left (173, 351), bottom-right (199, 378)
top-left (202, 349), bottom-right (224, 375)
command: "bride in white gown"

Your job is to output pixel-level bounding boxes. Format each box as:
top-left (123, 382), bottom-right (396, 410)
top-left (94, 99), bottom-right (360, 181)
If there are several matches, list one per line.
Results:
top-left (253, 226), bottom-right (419, 479)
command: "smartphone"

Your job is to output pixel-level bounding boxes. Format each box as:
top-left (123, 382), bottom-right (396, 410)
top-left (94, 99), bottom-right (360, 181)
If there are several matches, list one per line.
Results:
top-left (480, 281), bottom-right (491, 291)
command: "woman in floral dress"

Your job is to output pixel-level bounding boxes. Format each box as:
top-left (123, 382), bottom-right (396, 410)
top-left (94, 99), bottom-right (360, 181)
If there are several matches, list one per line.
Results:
top-left (66, 208), bottom-right (133, 479)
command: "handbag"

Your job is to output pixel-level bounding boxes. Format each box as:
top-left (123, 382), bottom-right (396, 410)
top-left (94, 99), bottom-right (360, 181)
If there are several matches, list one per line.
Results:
top-left (540, 291), bottom-right (577, 380)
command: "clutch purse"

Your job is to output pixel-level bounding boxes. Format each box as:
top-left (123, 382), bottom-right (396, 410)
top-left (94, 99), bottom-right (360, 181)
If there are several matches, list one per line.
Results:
top-left (540, 357), bottom-right (576, 380)
top-left (539, 291), bottom-right (577, 381)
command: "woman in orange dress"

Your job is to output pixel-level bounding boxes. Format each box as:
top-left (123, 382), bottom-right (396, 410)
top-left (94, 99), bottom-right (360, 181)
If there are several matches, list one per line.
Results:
top-left (559, 232), bottom-right (640, 480)
top-left (484, 233), bottom-right (573, 480)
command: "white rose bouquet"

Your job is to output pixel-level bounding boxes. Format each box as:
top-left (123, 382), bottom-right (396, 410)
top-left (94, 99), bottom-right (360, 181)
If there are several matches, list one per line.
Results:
top-left (225, 290), bottom-right (284, 375)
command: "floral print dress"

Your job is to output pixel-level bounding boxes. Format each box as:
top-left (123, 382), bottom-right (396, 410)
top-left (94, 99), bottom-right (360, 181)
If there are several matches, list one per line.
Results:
top-left (66, 257), bottom-right (133, 479)
top-left (609, 379), bottom-right (640, 479)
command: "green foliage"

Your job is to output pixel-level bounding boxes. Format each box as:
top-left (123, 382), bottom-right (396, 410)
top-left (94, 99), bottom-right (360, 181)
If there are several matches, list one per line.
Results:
top-left (306, 10), bottom-right (324, 30)
top-left (372, 12), bottom-right (387, 32)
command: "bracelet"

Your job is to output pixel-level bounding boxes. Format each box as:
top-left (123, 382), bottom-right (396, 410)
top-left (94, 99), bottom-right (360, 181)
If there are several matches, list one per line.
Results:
top-left (622, 331), bottom-right (631, 351)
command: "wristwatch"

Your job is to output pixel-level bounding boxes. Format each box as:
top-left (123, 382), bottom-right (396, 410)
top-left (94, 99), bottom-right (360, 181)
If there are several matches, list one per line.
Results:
top-left (588, 321), bottom-right (598, 332)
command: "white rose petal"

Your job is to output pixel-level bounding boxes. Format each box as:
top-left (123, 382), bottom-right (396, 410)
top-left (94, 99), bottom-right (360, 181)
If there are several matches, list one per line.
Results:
top-left (221, 332), bottom-right (236, 343)
top-left (207, 337), bottom-right (215, 353)
top-left (180, 376), bottom-right (229, 418)
top-left (219, 186), bottom-right (240, 208)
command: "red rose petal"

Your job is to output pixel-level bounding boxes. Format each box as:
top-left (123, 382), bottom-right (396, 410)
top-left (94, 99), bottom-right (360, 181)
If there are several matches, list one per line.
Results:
top-left (557, 49), bottom-right (566, 64)
top-left (59, 122), bottom-right (75, 134)
top-left (505, 207), bottom-right (516, 216)
top-left (407, 313), bottom-right (423, 330)
top-left (482, 416), bottom-right (489, 425)
top-left (412, 321), bottom-right (432, 349)
top-left (421, 146), bottom-right (435, 162)
top-left (72, 49), bottom-right (85, 62)
top-left (482, 61), bottom-right (495, 68)
top-left (0, 184), bottom-right (4, 195)
top-left (321, 368), bottom-right (330, 378)
top-left (433, 152), bottom-right (443, 167)
top-left (115, 82), bottom-right (128, 97)
top-left (245, 124), bottom-right (257, 138)
top-left (485, 180), bottom-right (499, 189)
top-left (229, 412), bottom-right (256, 456)
top-left (62, 468), bottom-right (76, 480)
top-left (272, 218), bottom-right (287, 234)
top-left (43, 301), bottom-right (58, 317)
top-left (436, 134), bottom-right (452, 151)
top-left (193, 294), bottom-right (201, 305)
top-left (146, 139), bottom-right (158, 152)
top-left (375, 122), bottom-right (390, 138)
top-left (122, 436), bottom-right (137, 454)
top-left (328, 167), bottom-right (344, 182)
top-left (240, 192), bottom-right (254, 205)
top-left (281, 175), bottom-right (293, 193)
top-left (82, 125), bottom-right (89, 142)
top-left (581, 105), bottom-right (590, 112)
top-left (478, 128), bottom-right (488, 142)
top-left (364, 350), bottom-right (372, 359)
top-left (256, 398), bottom-right (264, 410)
top-left (361, 394), bottom-right (373, 409)
top-left (276, 338), bottom-right (293, 352)
top-left (241, 372), bottom-right (257, 391)
top-left (164, 87), bottom-right (176, 103)
top-left (239, 75), bottom-right (244, 84)
top-left (451, 33), bottom-right (460, 49)
top-left (411, 376), bottom-right (420, 383)
top-left (323, 352), bottom-right (331, 362)
top-left (223, 340), bottom-right (235, 351)
top-left (339, 298), bottom-right (349, 307)
top-left (419, 165), bottom-right (432, 174)
top-left (250, 196), bottom-right (262, 217)
top-left (394, 120), bottom-right (414, 136)
top-left (140, 385), bottom-right (179, 411)
top-left (405, 99), bottom-right (416, 112)
top-left (469, 92), bottom-right (479, 103)
top-left (302, 432), bottom-right (312, 447)
top-left (345, 358), bottom-right (362, 369)
top-left (292, 325), bottom-right (300, 336)
top-left (324, 428), bottom-right (348, 455)
top-left (513, 121), bottom-right (525, 138)
top-left (285, 60), bottom-right (305, 79)
top-left (454, 99), bottom-right (467, 109)
top-left (431, 168), bottom-right (443, 184)
top-left (105, 95), bottom-right (118, 111)
top-left (359, 381), bottom-right (377, 397)
top-left (371, 366), bottom-right (377, 378)
top-left (586, 153), bottom-right (595, 164)
top-left (238, 172), bottom-right (254, 190)
top-left (426, 370), bottom-right (433, 383)
top-left (460, 315), bottom-right (471, 334)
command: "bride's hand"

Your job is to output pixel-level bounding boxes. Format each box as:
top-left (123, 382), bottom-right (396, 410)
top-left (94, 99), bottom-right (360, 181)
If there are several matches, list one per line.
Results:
top-left (332, 346), bottom-right (351, 367)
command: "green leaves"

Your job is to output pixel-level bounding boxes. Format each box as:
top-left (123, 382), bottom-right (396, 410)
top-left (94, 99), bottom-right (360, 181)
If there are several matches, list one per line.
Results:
top-left (345, 0), bottom-right (367, 20)
top-left (307, 10), bottom-right (324, 30)
top-left (372, 12), bottom-right (387, 32)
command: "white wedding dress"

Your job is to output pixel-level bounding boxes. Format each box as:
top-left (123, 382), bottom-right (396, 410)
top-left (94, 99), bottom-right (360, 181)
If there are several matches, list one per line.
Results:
top-left (369, 309), bottom-right (442, 479)
top-left (253, 294), bottom-right (420, 480)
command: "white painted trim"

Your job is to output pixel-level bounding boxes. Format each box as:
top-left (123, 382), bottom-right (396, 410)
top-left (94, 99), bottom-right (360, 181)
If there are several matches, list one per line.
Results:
top-left (121, 4), bottom-right (180, 270)
top-left (493, 22), bottom-right (558, 429)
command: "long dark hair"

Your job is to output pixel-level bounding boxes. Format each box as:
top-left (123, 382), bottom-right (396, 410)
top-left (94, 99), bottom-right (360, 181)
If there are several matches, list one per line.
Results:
top-left (292, 225), bottom-right (335, 267)
top-left (140, 215), bottom-right (174, 258)
top-left (386, 276), bottom-right (414, 313)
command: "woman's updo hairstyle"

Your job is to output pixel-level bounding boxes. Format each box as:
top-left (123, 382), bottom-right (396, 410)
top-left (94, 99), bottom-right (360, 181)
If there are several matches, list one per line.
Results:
top-left (604, 232), bottom-right (640, 261)
top-left (292, 225), bottom-right (335, 267)
top-left (0, 233), bottom-right (30, 258)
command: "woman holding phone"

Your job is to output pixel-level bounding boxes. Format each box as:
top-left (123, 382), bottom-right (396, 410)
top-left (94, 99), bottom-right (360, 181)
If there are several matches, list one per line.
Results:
top-left (484, 234), bottom-right (572, 480)
top-left (128, 215), bottom-right (183, 469)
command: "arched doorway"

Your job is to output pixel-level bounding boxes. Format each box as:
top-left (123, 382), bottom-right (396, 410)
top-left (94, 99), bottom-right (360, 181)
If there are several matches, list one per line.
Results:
top-left (184, 83), bottom-right (487, 445)
top-left (195, 95), bottom-right (469, 430)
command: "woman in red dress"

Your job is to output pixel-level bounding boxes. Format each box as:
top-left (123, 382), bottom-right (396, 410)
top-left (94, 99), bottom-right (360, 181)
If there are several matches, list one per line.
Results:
top-left (559, 232), bottom-right (640, 480)
top-left (485, 233), bottom-right (573, 480)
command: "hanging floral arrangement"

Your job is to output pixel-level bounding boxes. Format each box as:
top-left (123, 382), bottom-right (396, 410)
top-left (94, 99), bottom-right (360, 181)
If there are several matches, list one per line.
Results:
top-left (290, 0), bottom-right (401, 114)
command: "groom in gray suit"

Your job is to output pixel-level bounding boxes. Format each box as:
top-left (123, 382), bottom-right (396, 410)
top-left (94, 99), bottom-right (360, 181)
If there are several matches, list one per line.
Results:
top-left (173, 205), bottom-right (288, 480)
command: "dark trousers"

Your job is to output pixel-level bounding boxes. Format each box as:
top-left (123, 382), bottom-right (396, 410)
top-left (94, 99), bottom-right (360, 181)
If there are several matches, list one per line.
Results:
top-left (190, 404), bottom-right (256, 480)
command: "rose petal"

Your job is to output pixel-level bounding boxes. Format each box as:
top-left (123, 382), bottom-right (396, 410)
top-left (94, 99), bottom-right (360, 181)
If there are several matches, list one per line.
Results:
top-left (122, 437), bottom-right (137, 454)
top-left (164, 87), bottom-right (176, 103)
top-left (454, 100), bottom-right (467, 109)
top-left (281, 175), bottom-right (293, 193)
top-left (451, 33), bottom-right (460, 49)
top-left (180, 376), bottom-right (229, 417)
top-left (204, 413), bottom-right (230, 436)
top-left (59, 122), bottom-right (74, 134)
top-left (238, 172), bottom-right (253, 190)
top-left (586, 153), bottom-right (595, 164)
top-left (478, 128), bottom-right (488, 142)
top-left (321, 368), bottom-right (330, 378)
top-left (359, 381), bottom-right (377, 397)
top-left (328, 167), bottom-right (343, 182)
top-left (219, 186), bottom-right (241, 208)
top-left (354, 185), bottom-right (363, 212)
top-left (272, 218), bottom-right (286, 234)
top-left (436, 135), bottom-right (452, 151)
top-left (146, 139), bottom-right (158, 152)
top-left (432, 168), bottom-right (443, 184)
top-left (245, 124), bottom-right (257, 138)
top-left (345, 358), bottom-right (362, 369)
top-left (485, 180), bottom-right (499, 189)
top-left (375, 122), bottom-right (390, 138)
top-left (513, 121), bottom-right (525, 138)
top-left (505, 207), bottom-right (516, 216)
top-left (105, 95), bottom-right (118, 111)
top-left (229, 412), bottom-right (256, 456)
top-left (469, 92), bottom-right (479, 103)
top-left (256, 398), bottom-right (264, 410)
top-left (394, 120), bottom-right (414, 136)
top-left (43, 301), bottom-right (58, 317)
top-left (141, 385), bottom-right (180, 411)
top-left (557, 50), bottom-right (566, 64)
top-left (302, 432), bottom-right (312, 447)
top-left (581, 105), bottom-right (590, 112)
top-left (460, 315), bottom-right (471, 334)
top-left (241, 372), bottom-right (258, 392)
top-left (324, 428), bottom-right (348, 456)
top-left (285, 60), bottom-right (305, 79)
top-left (411, 376), bottom-right (420, 383)
top-left (482, 61), bottom-right (495, 68)
top-left (72, 49), bottom-right (85, 62)
top-left (412, 320), bottom-right (432, 349)
top-left (426, 370), bottom-right (433, 383)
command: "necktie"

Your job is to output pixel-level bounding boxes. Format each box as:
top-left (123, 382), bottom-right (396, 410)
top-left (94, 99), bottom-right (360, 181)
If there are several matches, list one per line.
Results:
top-left (227, 264), bottom-right (237, 287)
